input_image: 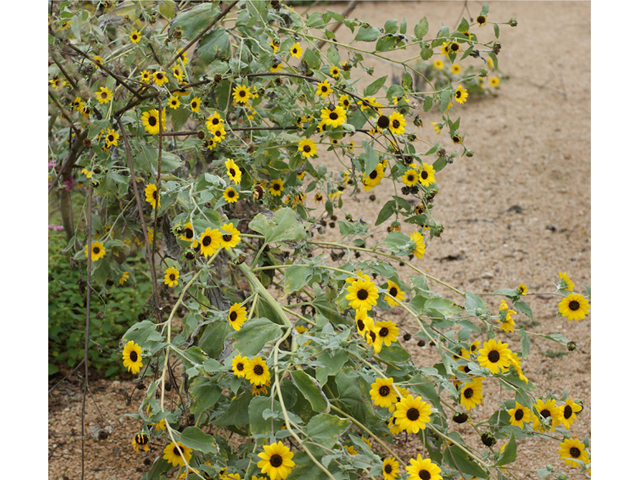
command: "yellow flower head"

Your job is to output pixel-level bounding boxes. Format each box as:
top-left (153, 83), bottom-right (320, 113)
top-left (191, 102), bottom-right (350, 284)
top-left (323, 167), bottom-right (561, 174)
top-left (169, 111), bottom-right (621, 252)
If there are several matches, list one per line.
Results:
top-left (450, 63), bottom-right (461, 75)
top-left (290, 42), bottom-right (303, 58)
top-left (164, 266), bottom-right (180, 287)
top-left (153, 70), bottom-right (169, 87)
top-left (388, 112), bottom-right (406, 135)
top-left (345, 277), bottom-right (378, 311)
top-left (245, 357), bottom-right (270, 386)
top-left (189, 96), bottom-right (202, 113)
top-left (433, 59), bottom-right (444, 70)
top-left (489, 76), bottom-right (500, 87)
top-left (410, 231), bottom-right (426, 259)
top-left (130, 29), bottom-right (142, 43)
top-left (223, 186), bottom-right (239, 203)
top-left (122, 340), bottom-right (143, 374)
top-left (167, 95), bottom-right (181, 110)
top-left (321, 104), bottom-right (347, 128)
top-left (298, 139), bottom-right (317, 158)
top-left (269, 179), bottom-right (284, 196)
top-left (233, 85), bottom-right (252, 105)
top-left (220, 223), bottom-right (241, 250)
top-left (199, 227), bottom-right (222, 257)
top-left (315, 79), bottom-right (333, 98)
top-left (257, 441), bottom-right (295, 480)
top-left (225, 158), bottom-right (242, 184)
top-left (393, 395), bottom-right (432, 433)
top-left (454, 85), bottom-right (469, 104)
top-left (228, 303), bottom-right (248, 331)
top-left (144, 184), bottom-right (160, 209)
top-left (95, 87), bottom-right (113, 105)
top-left (162, 441), bottom-right (192, 467)
top-left (85, 241), bottom-right (106, 262)
top-left (558, 271), bottom-right (575, 291)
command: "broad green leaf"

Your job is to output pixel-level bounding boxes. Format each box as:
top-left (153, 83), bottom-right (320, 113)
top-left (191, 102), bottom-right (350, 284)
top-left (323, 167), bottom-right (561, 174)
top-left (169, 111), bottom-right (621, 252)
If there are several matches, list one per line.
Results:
top-left (199, 322), bottom-right (227, 359)
top-left (159, 0), bottom-right (176, 20)
top-left (291, 370), bottom-right (330, 413)
top-left (414, 17), bottom-right (429, 39)
top-left (481, 2), bottom-right (490, 15)
top-left (229, 317), bottom-right (282, 357)
top-left (375, 199), bottom-right (396, 226)
top-left (362, 141), bottom-right (379, 178)
top-left (171, 3), bottom-right (218, 40)
top-left (354, 25), bottom-right (380, 42)
top-left (302, 48), bottom-right (321, 70)
top-left (284, 265), bottom-right (312, 295)
top-left (197, 29), bottom-right (231, 64)
top-left (496, 432), bottom-right (518, 466)
top-left (376, 35), bottom-right (398, 52)
top-left (457, 18), bottom-right (470, 33)
top-left (364, 75), bottom-right (388, 96)
top-left (519, 328), bottom-right (530, 359)
top-left (179, 426), bottom-right (217, 454)
top-left (377, 343), bottom-right (411, 363)
top-left (514, 300), bottom-right (533, 321)
top-left (304, 413), bottom-right (350, 448)
top-left (123, 321), bottom-right (163, 349)
top-left (465, 292), bottom-right (487, 315)
top-left (410, 375), bottom-right (443, 412)
top-left (249, 396), bottom-right (284, 435)
top-left (248, 208), bottom-right (306, 244)
top-left (316, 349), bottom-right (349, 385)
top-left (443, 444), bottom-right (488, 478)
top-left (211, 391), bottom-right (251, 426)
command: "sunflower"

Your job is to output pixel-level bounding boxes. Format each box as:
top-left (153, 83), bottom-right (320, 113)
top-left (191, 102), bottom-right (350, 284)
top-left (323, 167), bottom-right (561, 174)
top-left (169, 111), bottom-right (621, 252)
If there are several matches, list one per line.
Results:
top-left (558, 437), bottom-right (589, 468)
top-left (270, 62), bottom-right (283, 73)
top-left (315, 80), bottom-right (333, 98)
top-left (104, 128), bottom-right (120, 147)
top-left (131, 433), bottom-right (149, 453)
top-left (167, 95), bottom-right (181, 110)
top-left (418, 163), bottom-right (436, 187)
top-left (172, 65), bottom-right (184, 82)
top-left (370, 377), bottom-right (397, 408)
top-left (298, 139), bottom-right (317, 158)
top-left (376, 320), bottom-right (399, 347)
top-left (338, 94), bottom-right (351, 109)
top-left (364, 318), bottom-right (383, 353)
top-left (122, 340), bottom-right (143, 374)
top-left (448, 41), bottom-right (462, 55)
top-left (223, 186), bottom-right (239, 203)
top-left (533, 398), bottom-right (560, 432)
top-left (224, 158), bottom-right (242, 185)
top-left (381, 457), bottom-right (399, 480)
top-left (314, 193), bottom-right (323, 205)
top-left (93, 55), bottom-right (103, 66)
top-left (188, 96), bottom-right (201, 113)
top-left (558, 294), bottom-right (590, 321)
top-left (232, 85), bottom-right (251, 105)
top-left (393, 395), bottom-right (432, 433)
top-left (433, 59), bottom-right (444, 70)
top-left (508, 401), bottom-right (532, 428)
top-left (476, 14), bottom-right (488, 26)
top-left (358, 96), bottom-right (383, 113)
top-left (290, 42), bottom-right (303, 58)
top-left (410, 231), bottom-right (426, 259)
top-left (459, 377), bottom-right (483, 410)
top-left (558, 271), bottom-right (575, 291)
top-left (179, 222), bottom-right (197, 246)
top-left (245, 357), bottom-right (270, 386)
top-left (161, 266), bottom-right (179, 288)
top-left (153, 71), bottom-right (169, 87)
top-left (430, 122), bottom-right (441, 135)
top-left (406, 455), bottom-right (442, 480)
top-left (454, 85), bottom-right (469, 104)
top-left (362, 163), bottom-right (385, 192)
top-left (296, 171), bottom-right (306, 181)
top-left (228, 303), bottom-right (248, 331)
top-left (178, 467), bottom-right (201, 480)
top-left (212, 126), bottom-right (226, 143)
top-left (95, 87), bottom-right (113, 104)
top-left (71, 96), bottom-right (83, 111)
top-left (49, 76), bottom-right (65, 89)
top-left (257, 441), bottom-right (295, 480)
top-left (354, 308), bottom-right (370, 337)
top-left (557, 398), bottom-right (582, 429)
top-left (330, 66), bottom-right (340, 78)
top-left (84, 240), bottom-right (106, 262)
top-left (163, 441), bottom-right (192, 467)
top-left (346, 277), bottom-right (378, 311)
top-left (269, 179), bottom-right (284, 196)
top-left (478, 339), bottom-right (512, 373)
top-left (388, 416), bottom-right (402, 435)
top-left (140, 70), bottom-right (151, 83)
top-left (144, 184), bottom-right (160, 209)
top-left (402, 169), bottom-right (419, 187)
top-left (252, 381), bottom-right (270, 396)
top-left (130, 29), bottom-right (142, 43)
top-left (450, 64), bottom-right (461, 75)
top-left (205, 112), bottom-right (224, 133)
top-left (220, 223), bottom-right (241, 250)
top-left (320, 104), bottom-right (347, 128)
top-left (119, 271), bottom-right (130, 285)
top-left (516, 283), bottom-right (528, 296)
top-left (498, 299), bottom-right (516, 333)
top-left (388, 112), bottom-right (406, 135)
top-left (199, 227), bottom-right (222, 257)
top-left (384, 281), bottom-right (405, 307)
top-left (141, 108), bottom-right (166, 135)
top-left (489, 76), bottom-right (500, 87)
top-left (232, 355), bottom-right (248, 377)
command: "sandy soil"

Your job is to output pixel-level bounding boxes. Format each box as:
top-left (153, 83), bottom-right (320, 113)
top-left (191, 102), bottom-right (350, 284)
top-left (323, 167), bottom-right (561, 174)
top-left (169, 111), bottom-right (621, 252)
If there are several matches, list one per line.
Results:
top-left (49, 2), bottom-right (590, 478)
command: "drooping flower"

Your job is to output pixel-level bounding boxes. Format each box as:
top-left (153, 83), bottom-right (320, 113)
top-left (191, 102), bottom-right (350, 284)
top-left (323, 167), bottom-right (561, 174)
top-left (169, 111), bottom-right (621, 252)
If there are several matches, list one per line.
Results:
top-left (228, 303), bottom-right (248, 331)
top-left (131, 433), bottom-right (149, 452)
top-left (517, 283), bottom-right (528, 296)
top-left (257, 441), bottom-right (295, 480)
top-left (384, 281), bottom-right (405, 307)
top-left (162, 441), bottom-right (192, 467)
top-left (558, 294), bottom-right (590, 321)
top-left (119, 271), bottom-right (130, 285)
top-left (144, 184), bottom-right (160, 209)
top-left (410, 231), bottom-right (426, 259)
top-left (164, 266), bottom-right (179, 287)
top-left (364, 317), bottom-right (383, 353)
top-left (393, 395), bottom-right (432, 433)
top-left (498, 299), bottom-right (516, 333)
top-left (122, 340), bottom-right (143, 374)
top-left (454, 85), bottom-right (469, 104)
top-left (225, 158), bottom-right (242, 184)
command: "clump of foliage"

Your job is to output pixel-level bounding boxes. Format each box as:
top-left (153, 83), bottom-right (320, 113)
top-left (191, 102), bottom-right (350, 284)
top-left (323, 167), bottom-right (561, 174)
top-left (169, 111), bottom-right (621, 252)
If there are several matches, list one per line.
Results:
top-left (48, 1), bottom-right (590, 479)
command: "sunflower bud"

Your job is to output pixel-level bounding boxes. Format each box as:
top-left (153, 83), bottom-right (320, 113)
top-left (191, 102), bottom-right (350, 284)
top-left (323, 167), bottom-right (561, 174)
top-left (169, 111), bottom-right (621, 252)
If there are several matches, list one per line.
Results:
top-left (567, 341), bottom-right (577, 351)
top-left (466, 150), bottom-right (474, 157)
top-left (481, 432), bottom-right (496, 447)
top-left (173, 27), bottom-right (182, 39)
top-left (493, 42), bottom-right (502, 55)
top-left (83, 138), bottom-right (92, 148)
top-left (403, 333), bottom-right (411, 341)
top-left (508, 18), bottom-right (518, 27)
top-left (96, 311), bottom-right (104, 320)
top-left (438, 148), bottom-right (446, 157)
top-left (214, 74), bottom-right (222, 83)
top-left (369, 195), bottom-right (376, 201)
top-left (452, 412), bottom-right (468, 424)
top-left (417, 339), bottom-right (426, 347)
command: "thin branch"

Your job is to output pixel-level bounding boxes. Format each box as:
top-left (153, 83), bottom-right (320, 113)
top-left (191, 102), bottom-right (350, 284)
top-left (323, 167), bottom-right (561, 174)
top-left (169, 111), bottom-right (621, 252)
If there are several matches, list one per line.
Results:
top-left (48, 129), bottom-right (88, 195)
top-left (81, 183), bottom-right (93, 480)
top-left (48, 90), bottom-right (81, 136)
top-left (164, 0), bottom-right (240, 70)
top-left (150, 96), bottom-right (164, 310)
top-left (315, 0), bottom-right (358, 50)
top-left (50, 52), bottom-right (79, 91)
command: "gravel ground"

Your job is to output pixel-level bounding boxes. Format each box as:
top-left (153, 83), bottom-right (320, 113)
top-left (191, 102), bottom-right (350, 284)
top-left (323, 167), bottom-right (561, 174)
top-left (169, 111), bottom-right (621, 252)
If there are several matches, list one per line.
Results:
top-left (48, 2), bottom-right (590, 479)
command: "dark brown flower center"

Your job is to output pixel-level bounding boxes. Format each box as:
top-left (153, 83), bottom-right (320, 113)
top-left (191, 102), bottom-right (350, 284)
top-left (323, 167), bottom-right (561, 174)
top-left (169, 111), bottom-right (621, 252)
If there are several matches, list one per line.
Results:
top-left (269, 454), bottom-right (283, 467)
top-left (191, 101), bottom-right (197, 108)
top-left (254, 365), bottom-right (264, 375)
top-left (451, 43), bottom-right (459, 51)
top-left (303, 145), bottom-right (311, 152)
top-left (421, 170), bottom-right (429, 180)
top-left (379, 327), bottom-right (389, 337)
top-left (321, 86), bottom-right (328, 92)
top-left (227, 189), bottom-right (236, 197)
top-left (93, 246), bottom-right (100, 254)
top-left (568, 300), bottom-right (580, 311)
top-left (564, 405), bottom-right (573, 419)
top-left (406, 407), bottom-right (420, 421)
top-left (202, 235), bottom-right (212, 247)
top-left (129, 351), bottom-right (138, 362)
top-left (456, 91), bottom-right (462, 99)
top-left (384, 464), bottom-right (392, 474)
top-left (101, 92), bottom-right (108, 98)
top-left (173, 446), bottom-right (182, 456)
top-left (230, 311), bottom-right (238, 321)
top-left (152, 190), bottom-right (158, 200)
top-left (215, 130), bottom-right (222, 137)
top-left (569, 446), bottom-right (581, 458)
top-left (515, 409), bottom-right (524, 421)
top-left (379, 385), bottom-right (390, 397)
top-left (477, 15), bottom-right (486, 24)
top-left (463, 387), bottom-right (474, 399)
top-left (185, 228), bottom-right (193, 239)
top-left (211, 117), bottom-right (220, 125)
top-left (377, 115), bottom-right (390, 129)
top-left (239, 89), bottom-right (246, 97)
top-left (329, 112), bottom-right (338, 120)
top-left (540, 409), bottom-right (551, 418)
top-left (156, 73), bottom-right (164, 80)
top-left (369, 170), bottom-right (378, 180)
top-left (292, 48), bottom-right (298, 54)
top-left (237, 362), bottom-right (244, 371)
top-left (169, 274), bottom-right (175, 281)
top-left (419, 470), bottom-right (431, 480)
top-left (108, 135), bottom-right (114, 142)
top-left (148, 116), bottom-right (157, 126)
top-left (407, 174), bottom-right (415, 182)
top-left (392, 119), bottom-right (401, 129)
top-left (389, 287), bottom-right (398, 297)
top-left (342, 99), bottom-right (349, 107)
top-left (272, 183), bottom-right (281, 190)
top-left (488, 350), bottom-right (500, 363)
top-left (357, 289), bottom-right (369, 300)
top-left (357, 319), bottom-right (365, 331)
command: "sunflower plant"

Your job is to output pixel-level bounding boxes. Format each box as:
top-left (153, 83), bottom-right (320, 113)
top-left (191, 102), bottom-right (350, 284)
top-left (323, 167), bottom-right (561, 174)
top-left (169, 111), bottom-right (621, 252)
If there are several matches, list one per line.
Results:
top-left (48, 2), bottom-right (590, 479)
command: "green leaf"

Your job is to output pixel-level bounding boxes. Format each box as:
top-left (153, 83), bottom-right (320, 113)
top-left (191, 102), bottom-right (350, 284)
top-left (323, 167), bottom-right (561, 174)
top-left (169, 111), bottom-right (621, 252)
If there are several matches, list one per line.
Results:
top-left (414, 17), bottom-right (429, 39)
top-left (375, 199), bottom-right (396, 226)
top-left (384, 19), bottom-right (398, 34)
top-left (229, 317), bottom-right (282, 357)
top-left (179, 426), bottom-right (217, 454)
top-left (305, 413), bottom-right (350, 448)
top-left (327, 46), bottom-right (340, 65)
top-left (377, 343), bottom-right (411, 363)
top-left (519, 328), bottom-right (530, 359)
top-left (464, 292), bottom-right (487, 315)
top-left (354, 25), bottom-right (380, 42)
top-left (440, 89), bottom-right (452, 113)
top-left (212, 391), bottom-right (251, 426)
top-left (306, 11), bottom-right (326, 28)
top-left (123, 321), bottom-right (163, 349)
top-left (399, 18), bottom-right (407, 35)
top-left (443, 444), bottom-right (488, 478)
top-left (515, 387), bottom-right (533, 411)
top-left (362, 141), bottom-right (379, 178)
top-left (197, 29), bottom-right (231, 64)
top-left (420, 46), bottom-right (433, 61)
top-left (161, 152), bottom-right (183, 171)
top-left (248, 208), bottom-right (306, 244)
top-left (159, 0), bottom-right (176, 20)
top-left (284, 265), bottom-right (312, 295)
top-left (171, 3), bottom-right (218, 40)
top-left (249, 396), bottom-right (284, 434)
top-left (316, 349), bottom-right (349, 386)
top-left (291, 370), bottom-right (330, 413)
top-left (199, 322), bottom-right (227, 359)
top-left (302, 48), bottom-right (321, 70)
top-left (375, 35), bottom-right (398, 52)
top-left (457, 18), bottom-right (470, 33)
top-left (495, 432), bottom-right (518, 466)
top-left (481, 2), bottom-right (490, 16)
top-left (494, 23), bottom-right (500, 38)
top-left (383, 231), bottom-right (410, 250)
top-left (422, 96), bottom-right (433, 113)
top-left (410, 375), bottom-right (443, 412)
top-left (514, 300), bottom-right (533, 321)
top-left (364, 75), bottom-right (387, 96)
top-left (402, 72), bottom-right (413, 91)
